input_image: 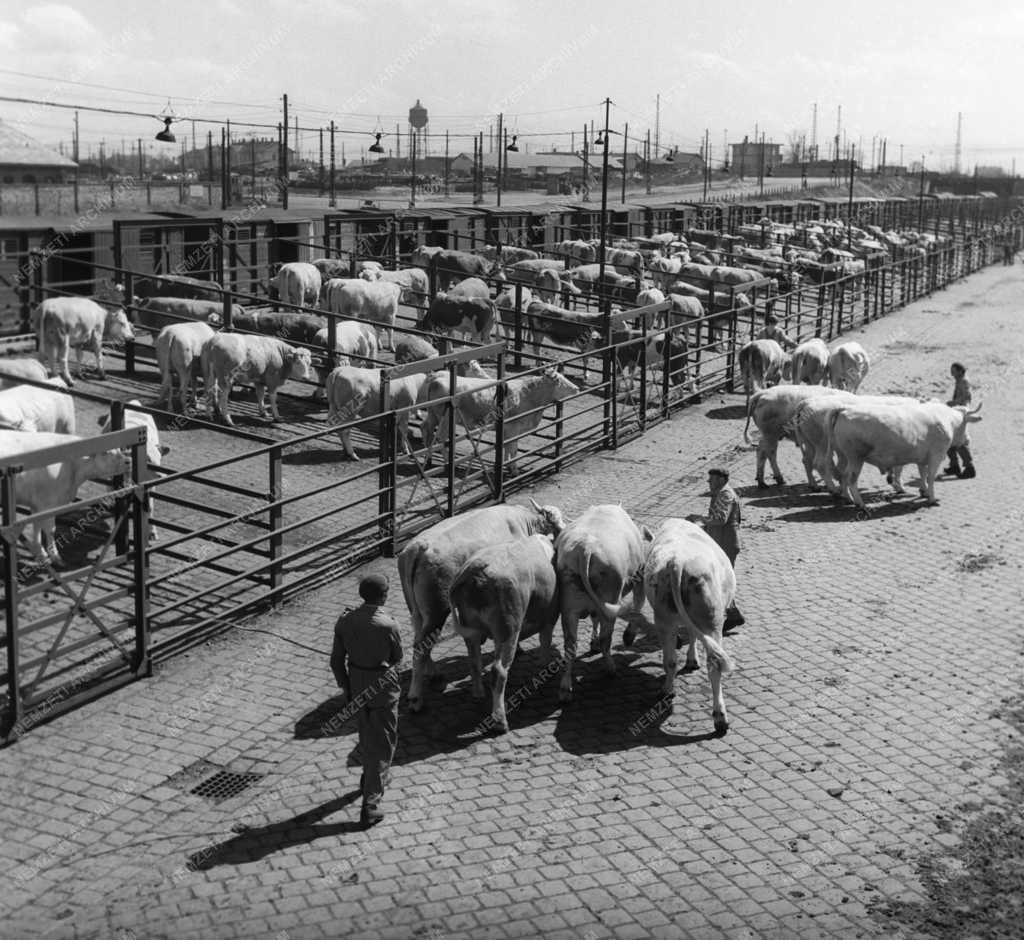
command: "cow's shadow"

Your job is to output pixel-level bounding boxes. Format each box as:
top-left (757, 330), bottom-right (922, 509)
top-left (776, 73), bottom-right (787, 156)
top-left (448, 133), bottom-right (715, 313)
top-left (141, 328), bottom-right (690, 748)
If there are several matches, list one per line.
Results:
top-left (705, 404), bottom-right (748, 421)
top-left (294, 645), bottom-right (566, 766)
top-left (777, 493), bottom-right (927, 523)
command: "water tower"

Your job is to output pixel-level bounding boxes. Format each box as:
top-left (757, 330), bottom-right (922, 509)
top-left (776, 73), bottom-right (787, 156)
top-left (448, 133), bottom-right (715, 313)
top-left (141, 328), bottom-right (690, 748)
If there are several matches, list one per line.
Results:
top-left (409, 99), bottom-right (428, 158)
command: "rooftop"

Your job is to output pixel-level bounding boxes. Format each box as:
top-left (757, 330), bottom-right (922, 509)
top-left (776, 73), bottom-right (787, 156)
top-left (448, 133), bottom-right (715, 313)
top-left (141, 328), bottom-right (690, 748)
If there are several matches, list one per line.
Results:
top-left (0, 120), bottom-right (77, 168)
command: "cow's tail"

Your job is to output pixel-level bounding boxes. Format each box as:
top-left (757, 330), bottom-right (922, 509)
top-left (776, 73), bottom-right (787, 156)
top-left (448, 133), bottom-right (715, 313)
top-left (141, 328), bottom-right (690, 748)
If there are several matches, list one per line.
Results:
top-left (448, 568), bottom-right (481, 641)
top-left (396, 544), bottom-right (421, 629)
top-left (671, 563), bottom-right (735, 675)
top-left (825, 406), bottom-right (844, 469)
top-left (325, 370), bottom-right (339, 425)
top-left (581, 546), bottom-right (623, 622)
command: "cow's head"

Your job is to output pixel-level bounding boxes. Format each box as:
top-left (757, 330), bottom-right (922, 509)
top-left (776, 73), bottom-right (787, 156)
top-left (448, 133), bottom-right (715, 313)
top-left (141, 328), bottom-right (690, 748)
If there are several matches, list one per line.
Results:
top-left (541, 366), bottom-right (579, 400)
top-left (528, 497), bottom-right (566, 536)
top-left (290, 346), bottom-right (314, 380)
top-left (781, 354), bottom-right (793, 382)
top-left (104, 308), bottom-right (135, 345)
top-left (952, 402), bottom-right (983, 443)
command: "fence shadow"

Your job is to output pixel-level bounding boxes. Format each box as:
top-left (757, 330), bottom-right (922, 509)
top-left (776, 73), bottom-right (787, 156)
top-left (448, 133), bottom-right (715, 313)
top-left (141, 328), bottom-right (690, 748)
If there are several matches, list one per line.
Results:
top-left (705, 404), bottom-right (749, 421)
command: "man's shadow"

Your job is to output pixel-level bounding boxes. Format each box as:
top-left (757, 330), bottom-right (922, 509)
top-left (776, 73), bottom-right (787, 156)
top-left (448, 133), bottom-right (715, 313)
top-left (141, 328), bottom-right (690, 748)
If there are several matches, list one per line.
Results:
top-left (185, 790), bottom-right (364, 870)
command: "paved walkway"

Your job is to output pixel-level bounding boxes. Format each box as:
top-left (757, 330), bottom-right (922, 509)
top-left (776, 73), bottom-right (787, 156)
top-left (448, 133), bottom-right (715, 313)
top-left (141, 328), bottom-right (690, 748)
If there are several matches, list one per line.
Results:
top-left (2, 263), bottom-right (1023, 939)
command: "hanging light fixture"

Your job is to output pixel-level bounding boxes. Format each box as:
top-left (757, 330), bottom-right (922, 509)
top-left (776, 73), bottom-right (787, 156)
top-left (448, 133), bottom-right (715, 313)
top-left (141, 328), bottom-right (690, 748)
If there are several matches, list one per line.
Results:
top-left (155, 100), bottom-right (177, 143)
top-left (594, 130), bottom-right (605, 147)
top-left (155, 117), bottom-right (176, 143)
top-left (505, 134), bottom-right (519, 153)
top-left (368, 131), bottom-right (385, 154)
top-left (665, 147), bottom-right (675, 163)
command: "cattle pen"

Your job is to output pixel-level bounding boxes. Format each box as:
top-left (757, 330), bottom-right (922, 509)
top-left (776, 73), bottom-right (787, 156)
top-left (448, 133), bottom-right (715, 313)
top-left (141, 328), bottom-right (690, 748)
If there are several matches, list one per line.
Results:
top-left (0, 189), bottom-right (1019, 741)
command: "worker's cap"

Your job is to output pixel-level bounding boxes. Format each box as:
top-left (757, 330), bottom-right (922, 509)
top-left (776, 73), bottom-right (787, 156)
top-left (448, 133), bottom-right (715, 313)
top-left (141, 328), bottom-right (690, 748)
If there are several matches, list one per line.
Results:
top-left (358, 573), bottom-right (389, 602)
top-left (707, 467), bottom-right (730, 481)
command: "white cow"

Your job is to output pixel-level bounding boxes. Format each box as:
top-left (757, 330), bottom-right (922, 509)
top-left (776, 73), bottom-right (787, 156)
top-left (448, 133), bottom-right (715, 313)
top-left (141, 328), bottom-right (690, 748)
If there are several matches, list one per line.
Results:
top-left (828, 400), bottom-right (982, 509)
top-left (0, 357), bottom-right (50, 391)
top-left (203, 334), bottom-right (313, 426)
top-left (828, 341), bottom-right (870, 391)
top-left (417, 366), bottom-right (578, 473)
top-left (644, 518), bottom-right (736, 734)
top-left (397, 500), bottom-right (566, 711)
top-left (450, 534), bottom-right (561, 733)
top-left (744, 384), bottom-right (849, 488)
top-left (738, 339), bottom-right (789, 395)
top-left (271, 262), bottom-right (321, 310)
top-left (313, 322), bottom-right (379, 368)
top-left (377, 267), bottom-right (430, 306)
top-left (155, 322), bottom-right (216, 413)
top-left (0, 378), bottom-right (75, 433)
top-left (324, 359), bottom-right (487, 460)
top-left (790, 337), bottom-right (831, 385)
top-left (0, 430), bottom-right (130, 564)
top-left (554, 504), bottom-right (652, 700)
top-left (494, 284), bottom-right (533, 345)
top-left (97, 400), bottom-right (171, 541)
top-left (326, 279), bottom-right (402, 350)
top-left (33, 297), bottom-right (134, 386)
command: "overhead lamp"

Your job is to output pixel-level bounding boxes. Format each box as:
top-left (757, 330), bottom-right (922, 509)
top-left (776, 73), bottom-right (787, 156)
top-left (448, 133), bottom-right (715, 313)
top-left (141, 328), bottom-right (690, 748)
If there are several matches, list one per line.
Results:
top-left (155, 116), bottom-right (176, 144)
top-left (594, 131), bottom-right (605, 147)
top-left (505, 135), bottom-right (519, 153)
top-left (368, 132), bottom-right (385, 154)
top-left (665, 149), bottom-right (675, 163)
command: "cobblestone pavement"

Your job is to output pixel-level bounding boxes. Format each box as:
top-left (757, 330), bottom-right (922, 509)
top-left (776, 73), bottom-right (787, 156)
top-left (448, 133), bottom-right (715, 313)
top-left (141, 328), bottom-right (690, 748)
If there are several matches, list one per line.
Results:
top-left (1, 262), bottom-right (1023, 939)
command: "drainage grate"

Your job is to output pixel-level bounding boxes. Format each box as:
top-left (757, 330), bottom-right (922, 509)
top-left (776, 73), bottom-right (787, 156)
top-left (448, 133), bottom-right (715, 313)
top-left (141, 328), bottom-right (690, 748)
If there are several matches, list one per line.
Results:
top-left (189, 769), bottom-right (265, 804)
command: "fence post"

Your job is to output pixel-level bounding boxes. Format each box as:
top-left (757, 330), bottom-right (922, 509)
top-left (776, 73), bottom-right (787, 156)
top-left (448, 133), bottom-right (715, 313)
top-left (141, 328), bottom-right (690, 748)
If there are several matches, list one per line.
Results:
top-left (326, 314), bottom-right (337, 373)
top-left (122, 270), bottom-right (136, 375)
top-left (513, 282), bottom-right (523, 370)
top-left (110, 401), bottom-right (129, 557)
top-left (377, 373), bottom-right (396, 555)
top-left (34, 183), bottom-right (40, 216)
top-left (268, 445), bottom-right (283, 600)
top-left (130, 436), bottom-right (151, 677)
top-left (603, 311), bottom-right (617, 449)
top-left (445, 360), bottom-right (457, 519)
top-left (554, 400), bottom-right (564, 471)
top-left (2, 470), bottom-right (23, 742)
top-left (493, 351), bottom-right (506, 499)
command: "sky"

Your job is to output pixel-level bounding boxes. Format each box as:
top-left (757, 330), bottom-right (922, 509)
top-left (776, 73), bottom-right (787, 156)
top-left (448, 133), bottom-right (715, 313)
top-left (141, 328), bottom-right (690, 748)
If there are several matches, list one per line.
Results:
top-left (0, 0), bottom-right (1020, 171)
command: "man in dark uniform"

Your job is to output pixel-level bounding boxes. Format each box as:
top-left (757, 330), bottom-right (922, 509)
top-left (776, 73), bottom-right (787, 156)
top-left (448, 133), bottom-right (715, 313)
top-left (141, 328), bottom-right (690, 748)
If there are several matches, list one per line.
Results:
top-left (330, 574), bottom-right (403, 828)
top-left (689, 467), bottom-right (745, 630)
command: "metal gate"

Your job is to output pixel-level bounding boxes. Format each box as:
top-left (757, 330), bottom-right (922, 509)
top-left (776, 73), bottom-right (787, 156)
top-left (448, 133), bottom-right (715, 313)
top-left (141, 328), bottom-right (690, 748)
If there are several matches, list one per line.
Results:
top-left (113, 218), bottom-right (223, 284)
top-left (1, 426), bottom-right (149, 742)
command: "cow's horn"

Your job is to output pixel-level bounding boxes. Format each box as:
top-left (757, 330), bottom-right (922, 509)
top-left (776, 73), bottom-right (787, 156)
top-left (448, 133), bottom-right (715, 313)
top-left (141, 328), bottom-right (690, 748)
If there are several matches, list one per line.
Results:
top-left (969, 401), bottom-right (982, 414)
top-left (528, 497), bottom-right (542, 511)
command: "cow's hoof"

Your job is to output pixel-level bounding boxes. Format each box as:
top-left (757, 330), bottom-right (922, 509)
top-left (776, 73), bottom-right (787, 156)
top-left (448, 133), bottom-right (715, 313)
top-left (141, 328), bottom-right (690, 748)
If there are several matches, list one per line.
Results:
top-left (489, 719), bottom-right (509, 735)
top-left (713, 714), bottom-right (729, 736)
top-left (558, 688), bottom-right (574, 704)
top-left (756, 480), bottom-right (768, 490)
top-left (407, 696), bottom-right (423, 713)
top-left (682, 659), bottom-right (699, 674)
top-left (773, 477), bottom-right (786, 486)
top-left (96, 370), bottom-right (106, 381)
top-left (622, 627), bottom-right (637, 647)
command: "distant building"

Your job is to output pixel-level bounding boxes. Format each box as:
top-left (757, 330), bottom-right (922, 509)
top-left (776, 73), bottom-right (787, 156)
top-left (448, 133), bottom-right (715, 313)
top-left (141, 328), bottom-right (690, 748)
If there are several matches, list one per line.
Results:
top-left (0, 119), bottom-right (77, 183)
top-left (974, 165), bottom-right (1006, 178)
top-left (729, 140), bottom-right (783, 177)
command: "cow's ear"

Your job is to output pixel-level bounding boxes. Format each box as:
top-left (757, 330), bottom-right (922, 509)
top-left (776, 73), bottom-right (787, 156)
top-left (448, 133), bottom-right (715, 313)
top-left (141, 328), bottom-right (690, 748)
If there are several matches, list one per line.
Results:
top-left (159, 444), bottom-right (171, 456)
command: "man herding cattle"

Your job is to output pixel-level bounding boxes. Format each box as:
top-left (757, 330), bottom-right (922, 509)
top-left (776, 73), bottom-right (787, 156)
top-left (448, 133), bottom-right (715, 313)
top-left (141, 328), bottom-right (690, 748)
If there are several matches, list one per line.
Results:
top-left (330, 574), bottom-right (403, 828)
top-left (688, 468), bottom-right (745, 630)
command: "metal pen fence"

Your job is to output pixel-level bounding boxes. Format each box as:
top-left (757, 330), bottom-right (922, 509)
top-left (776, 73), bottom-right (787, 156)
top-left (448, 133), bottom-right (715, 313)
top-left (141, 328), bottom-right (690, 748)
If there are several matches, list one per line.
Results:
top-left (0, 223), bottom-right (1012, 740)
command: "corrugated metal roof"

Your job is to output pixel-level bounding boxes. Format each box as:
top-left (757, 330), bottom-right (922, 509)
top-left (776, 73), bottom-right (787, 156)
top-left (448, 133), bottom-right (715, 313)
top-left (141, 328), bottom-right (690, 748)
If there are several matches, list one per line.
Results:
top-left (0, 120), bottom-right (77, 168)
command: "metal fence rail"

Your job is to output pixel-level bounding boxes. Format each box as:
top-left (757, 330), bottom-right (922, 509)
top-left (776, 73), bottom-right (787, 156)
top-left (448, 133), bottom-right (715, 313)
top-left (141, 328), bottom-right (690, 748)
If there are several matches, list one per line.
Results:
top-left (0, 224), bottom-right (1014, 741)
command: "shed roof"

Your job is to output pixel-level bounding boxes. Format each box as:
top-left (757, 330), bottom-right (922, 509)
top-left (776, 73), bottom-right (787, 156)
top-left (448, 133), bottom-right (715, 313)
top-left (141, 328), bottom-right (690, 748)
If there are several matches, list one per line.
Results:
top-left (0, 120), bottom-right (77, 168)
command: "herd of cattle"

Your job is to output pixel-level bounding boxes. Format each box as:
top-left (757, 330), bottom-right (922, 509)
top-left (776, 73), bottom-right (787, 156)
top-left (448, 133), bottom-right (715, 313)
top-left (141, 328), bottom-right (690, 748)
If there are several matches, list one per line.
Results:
top-left (398, 499), bottom-right (736, 735)
top-left (741, 336), bottom-right (981, 510)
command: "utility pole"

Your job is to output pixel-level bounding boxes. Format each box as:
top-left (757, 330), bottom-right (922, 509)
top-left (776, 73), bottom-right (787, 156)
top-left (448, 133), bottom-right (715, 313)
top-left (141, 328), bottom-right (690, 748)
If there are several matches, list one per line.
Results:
top-left (847, 145), bottom-right (856, 248)
top-left (329, 121), bottom-right (336, 208)
top-left (645, 129), bottom-right (652, 195)
top-left (582, 125), bottom-right (590, 201)
top-left (954, 111), bottom-right (963, 175)
top-left (702, 128), bottom-right (710, 201)
top-left (496, 112), bottom-right (503, 207)
top-left (444, 130), bottom-right (450, 198)
top-left (655, 93), bottom-right (660, 157)
top-left (137, 138), bottom-right (143, 180)
top-left (621, 122), bottom-right (628, 204)
top-left (282, 93), bottom-right (289, 209)
top-left (318, 127), bottom-right (324, 197)
top-left (597, 97), bottom-right (611, 310)
top-left (918, 155), bottom-right (926, 231)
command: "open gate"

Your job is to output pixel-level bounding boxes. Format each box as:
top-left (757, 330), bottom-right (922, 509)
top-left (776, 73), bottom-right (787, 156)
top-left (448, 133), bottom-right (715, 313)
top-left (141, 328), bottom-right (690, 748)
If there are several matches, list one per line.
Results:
top-left (1, 426), bottom-right (149, 742)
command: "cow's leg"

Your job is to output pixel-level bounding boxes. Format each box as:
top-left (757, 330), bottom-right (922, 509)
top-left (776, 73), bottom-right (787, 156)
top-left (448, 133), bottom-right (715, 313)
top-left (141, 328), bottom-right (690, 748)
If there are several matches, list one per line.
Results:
top-left (217, 382), bottom-right (234, 427)
top-left (890, 466), bottom-right (906, 494)
top-left (596, 614), bottom-right (617, 676)
top-left (465, 633), bottom-right (486, 702)
top-left (558, 608), bottom-right (580, 702)
top-left (407, 621), bottom-right (443, 712)
top-left (801, 443), bottom-right (819, 490)
top-left (755, 442), bottom-right (769, 488)
top-left (59, 336), bottom-right (74, 386)
top-left (490, 636), bottom-right (517, 733)
top-left (920, 458), bottom-right (941, 505)
top-left (658, 613), bottom-right (679, 697)
top-left (267, 385), bottom-right (283, 421)
top-left (256, 383), bottom-right (270, 419)
top-left (340, 427), bottom-right (359, 460)
top-left (704, 631), bottom-right (730, 735)
top-left (767, 440), bottom-right (786, 485)
top-left (420, 410), bottom-right (436, 468)
top-left (91, 336), bottom-right (105, 380)
top-left (844, 459), bottom-right (867, 510)
top-left (41, 517), bottom-right (61, 565)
